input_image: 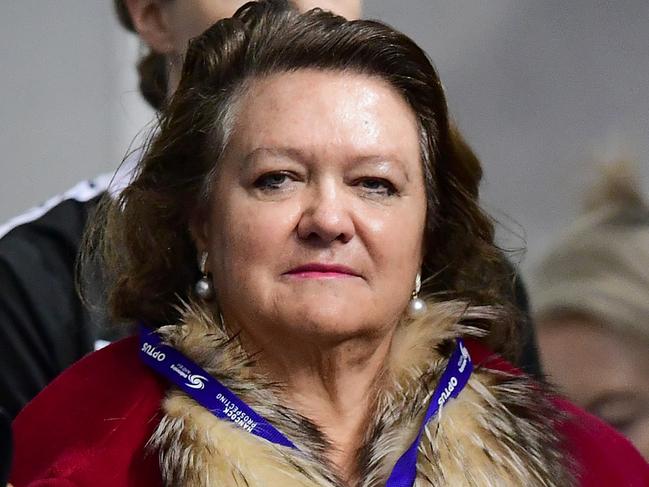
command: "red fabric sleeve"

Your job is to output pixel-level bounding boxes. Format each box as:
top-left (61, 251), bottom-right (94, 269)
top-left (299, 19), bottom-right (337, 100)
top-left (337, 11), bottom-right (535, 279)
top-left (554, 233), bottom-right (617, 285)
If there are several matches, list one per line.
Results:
top-left (556, 397), bottom-right (649, 486)
top-left (10, 337), bottom-right (165, 487)
top-left (466, 339), bottom-right (649, 486)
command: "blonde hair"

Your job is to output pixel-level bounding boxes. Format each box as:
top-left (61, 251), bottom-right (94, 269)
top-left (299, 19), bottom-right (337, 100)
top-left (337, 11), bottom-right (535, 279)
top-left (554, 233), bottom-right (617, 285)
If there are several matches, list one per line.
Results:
top-left (532, 161), bottom-right (649, 342)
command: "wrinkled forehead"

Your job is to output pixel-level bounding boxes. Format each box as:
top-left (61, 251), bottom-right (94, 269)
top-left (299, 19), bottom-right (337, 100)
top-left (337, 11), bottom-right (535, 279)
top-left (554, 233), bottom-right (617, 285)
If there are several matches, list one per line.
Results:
top-left (220, 69), bottom-right (421, 162)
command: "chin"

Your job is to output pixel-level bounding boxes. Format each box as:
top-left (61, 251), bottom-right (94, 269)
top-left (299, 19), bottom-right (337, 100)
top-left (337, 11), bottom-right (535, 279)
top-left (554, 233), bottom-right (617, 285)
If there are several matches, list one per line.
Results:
top-left (285, 304), bottom-right (389, 342)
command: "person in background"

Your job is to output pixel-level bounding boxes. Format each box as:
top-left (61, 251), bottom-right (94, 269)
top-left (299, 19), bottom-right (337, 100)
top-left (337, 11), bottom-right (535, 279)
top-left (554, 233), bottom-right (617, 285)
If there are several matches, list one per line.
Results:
top-left (532, 163), bottom-right (649, 461)
top-left (0, 0), bottom-right (362, 419)
top-left (11, 3), bottom-right (649, 485)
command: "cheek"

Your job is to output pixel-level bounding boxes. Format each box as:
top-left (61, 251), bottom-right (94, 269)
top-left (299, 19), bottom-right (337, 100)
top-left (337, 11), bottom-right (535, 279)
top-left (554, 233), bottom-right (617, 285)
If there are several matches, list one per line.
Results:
top-left (361, 199), bottom-right (426, 280)
top-left (208, 193), bottom-right (297, 281)
top-left (207, 207), bottom-right (271, 310)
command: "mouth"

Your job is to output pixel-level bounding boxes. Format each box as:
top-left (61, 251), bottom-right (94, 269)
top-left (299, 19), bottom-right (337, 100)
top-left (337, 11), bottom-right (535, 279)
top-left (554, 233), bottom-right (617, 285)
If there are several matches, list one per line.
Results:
top-left (284, 263), bottom-right (361, 279)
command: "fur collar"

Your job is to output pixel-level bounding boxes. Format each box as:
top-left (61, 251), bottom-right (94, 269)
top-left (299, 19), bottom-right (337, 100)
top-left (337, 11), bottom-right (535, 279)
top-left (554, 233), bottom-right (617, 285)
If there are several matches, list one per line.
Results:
top-left (148, 301), bottom-right (573, 486)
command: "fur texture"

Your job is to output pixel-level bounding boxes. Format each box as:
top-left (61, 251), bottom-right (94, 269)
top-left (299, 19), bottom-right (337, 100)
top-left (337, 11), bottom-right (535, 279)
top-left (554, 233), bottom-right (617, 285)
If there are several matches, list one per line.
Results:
top-left (148, 301), bottom-right (573, 486)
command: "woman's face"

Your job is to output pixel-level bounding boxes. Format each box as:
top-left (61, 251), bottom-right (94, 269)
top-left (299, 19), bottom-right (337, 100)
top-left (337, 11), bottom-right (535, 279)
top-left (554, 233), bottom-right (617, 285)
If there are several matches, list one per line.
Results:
top-left (539, 316), bottom-right (649, 460)
top-left (161, 0), bottom-right (362, 55)
top-left (199, 70), bottom-right (427, 345)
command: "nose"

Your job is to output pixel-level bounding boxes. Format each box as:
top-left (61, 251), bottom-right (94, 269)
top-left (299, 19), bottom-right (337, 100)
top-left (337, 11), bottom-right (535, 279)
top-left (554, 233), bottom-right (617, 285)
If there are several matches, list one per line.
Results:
top-left (296, 180), bottom-right (355, 245)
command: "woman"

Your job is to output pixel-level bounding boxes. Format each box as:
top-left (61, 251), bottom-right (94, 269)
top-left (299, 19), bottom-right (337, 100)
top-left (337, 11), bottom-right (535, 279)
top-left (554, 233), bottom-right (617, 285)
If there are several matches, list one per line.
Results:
top-left (11, 2), bottom-right (649, 485)
top-left (117, 0), bottom-right (543, 377)
top-left (533, 164), bottom-right (649, 461)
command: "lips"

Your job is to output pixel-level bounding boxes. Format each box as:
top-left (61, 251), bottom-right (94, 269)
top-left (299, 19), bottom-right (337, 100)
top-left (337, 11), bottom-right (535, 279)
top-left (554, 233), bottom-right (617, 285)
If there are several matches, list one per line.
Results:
top-left (284, 263), bottom-right (361, 278)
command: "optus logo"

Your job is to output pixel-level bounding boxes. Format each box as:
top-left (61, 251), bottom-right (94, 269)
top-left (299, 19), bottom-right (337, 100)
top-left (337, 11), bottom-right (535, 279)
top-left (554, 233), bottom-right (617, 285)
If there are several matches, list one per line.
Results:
top-left (141, 342), bottom-right (166, 362)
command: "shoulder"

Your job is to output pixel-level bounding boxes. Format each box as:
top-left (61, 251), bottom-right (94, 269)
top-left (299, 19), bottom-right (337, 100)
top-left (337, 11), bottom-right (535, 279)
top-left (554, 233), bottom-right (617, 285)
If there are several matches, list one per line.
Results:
top-left (465, 339), bottom-right (649, 486)
top-left (0, 174), bottom-right (109, 307)
top-left (0, 186), bottom-right (103, 293)
top-left (0, 149), bottom-right (140, 247)
top-left (0, 174), bottom-right (112, 243)
top-left (11, 336), bottom-right (166, 486)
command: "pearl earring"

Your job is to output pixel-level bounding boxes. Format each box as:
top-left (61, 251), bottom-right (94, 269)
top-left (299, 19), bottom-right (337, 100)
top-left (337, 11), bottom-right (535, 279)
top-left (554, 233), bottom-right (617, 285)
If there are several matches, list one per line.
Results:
top-left (194, 252), bottom-right (214, 300)
top-left (407, 272), bottom-right (427, 318)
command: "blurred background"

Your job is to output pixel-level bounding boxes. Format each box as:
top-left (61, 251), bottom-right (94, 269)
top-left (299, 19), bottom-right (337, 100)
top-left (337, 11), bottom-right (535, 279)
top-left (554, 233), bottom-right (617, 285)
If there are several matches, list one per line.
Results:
top-left (1, 0), bottom-right (648, 277)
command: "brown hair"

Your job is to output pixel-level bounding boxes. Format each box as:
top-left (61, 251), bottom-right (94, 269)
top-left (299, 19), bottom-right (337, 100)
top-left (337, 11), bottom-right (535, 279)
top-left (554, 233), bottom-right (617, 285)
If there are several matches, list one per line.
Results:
top-left (94, 0), bottom-right (518, 357)
top-left (114, 0), bottom-right (168, 109)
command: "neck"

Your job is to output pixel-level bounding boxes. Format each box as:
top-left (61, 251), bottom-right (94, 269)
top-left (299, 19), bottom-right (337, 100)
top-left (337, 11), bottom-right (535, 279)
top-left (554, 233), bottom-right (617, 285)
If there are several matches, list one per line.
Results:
top-left (241, 327), bottom-right (395, 483)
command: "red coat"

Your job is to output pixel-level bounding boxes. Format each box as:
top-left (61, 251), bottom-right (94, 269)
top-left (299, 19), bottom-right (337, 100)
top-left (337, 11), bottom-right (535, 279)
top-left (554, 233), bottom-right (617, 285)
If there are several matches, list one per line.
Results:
top-left (11, 337), bottom-right (649, 486)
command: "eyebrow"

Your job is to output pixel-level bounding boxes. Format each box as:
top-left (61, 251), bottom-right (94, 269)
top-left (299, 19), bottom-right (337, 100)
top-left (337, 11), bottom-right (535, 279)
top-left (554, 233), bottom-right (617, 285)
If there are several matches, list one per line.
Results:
top-left (242, 147), bottom-right (307, 168)
top-left (242, 146), bottom-right (412, 180)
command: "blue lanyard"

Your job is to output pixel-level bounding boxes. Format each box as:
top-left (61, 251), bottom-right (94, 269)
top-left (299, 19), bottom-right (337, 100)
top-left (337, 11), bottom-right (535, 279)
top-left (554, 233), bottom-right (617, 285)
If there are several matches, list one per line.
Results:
top-left (385, 338), bottom-right (473, 486)
top-left (140, 327), bottom-right (296, 449)
top-left (139, 327), bottom-right (472, 486)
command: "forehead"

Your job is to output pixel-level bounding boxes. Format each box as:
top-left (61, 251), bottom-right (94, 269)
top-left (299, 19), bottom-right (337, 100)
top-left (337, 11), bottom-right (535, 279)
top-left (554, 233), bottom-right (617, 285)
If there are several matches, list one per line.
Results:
top-left (284, 0), bottom-right (362, 18)
top-left (173, 0), bottom-right (362, 25)
top-left (227, 69), bottom-right (420, 161)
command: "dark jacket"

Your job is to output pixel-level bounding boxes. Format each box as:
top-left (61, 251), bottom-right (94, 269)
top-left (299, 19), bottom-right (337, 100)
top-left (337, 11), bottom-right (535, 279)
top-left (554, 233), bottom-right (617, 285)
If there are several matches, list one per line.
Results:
top-left (0, 176), bottom-right (127, 418)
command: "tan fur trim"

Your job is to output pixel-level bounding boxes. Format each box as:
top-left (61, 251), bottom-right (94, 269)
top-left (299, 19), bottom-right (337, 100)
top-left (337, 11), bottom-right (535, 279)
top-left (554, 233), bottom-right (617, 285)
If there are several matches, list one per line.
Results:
top-left (151, 393), bottom-right (335, 486)
top-left (149, 301), bottom-right (573, 486)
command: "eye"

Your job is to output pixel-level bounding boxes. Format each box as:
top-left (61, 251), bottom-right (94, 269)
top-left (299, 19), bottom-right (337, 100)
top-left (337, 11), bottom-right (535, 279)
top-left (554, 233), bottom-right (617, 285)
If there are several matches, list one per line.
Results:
top-left (597, 408), bottom-right (643, 436)
top-left (253, 171), bottom-right (295, 191)
top-left (605, 417), bottom-right (637, 435)
top-left (356, 177), bottom-right (397, 197)
top-left (588, 395), bottom-right (645, 436)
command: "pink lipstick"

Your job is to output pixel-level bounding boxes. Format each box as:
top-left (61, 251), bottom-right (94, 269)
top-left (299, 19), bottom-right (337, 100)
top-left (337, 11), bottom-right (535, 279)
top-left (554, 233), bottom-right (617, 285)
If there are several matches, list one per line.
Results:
top-left (285, 263), bottom-right (360, 279)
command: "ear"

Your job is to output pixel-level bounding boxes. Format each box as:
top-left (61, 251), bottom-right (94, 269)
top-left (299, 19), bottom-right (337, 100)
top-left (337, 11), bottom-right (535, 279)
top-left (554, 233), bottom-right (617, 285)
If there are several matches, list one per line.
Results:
top-left (124, 0), bottom-right (175, 54)
top-left (189, 213), bottom-right (210, 256)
